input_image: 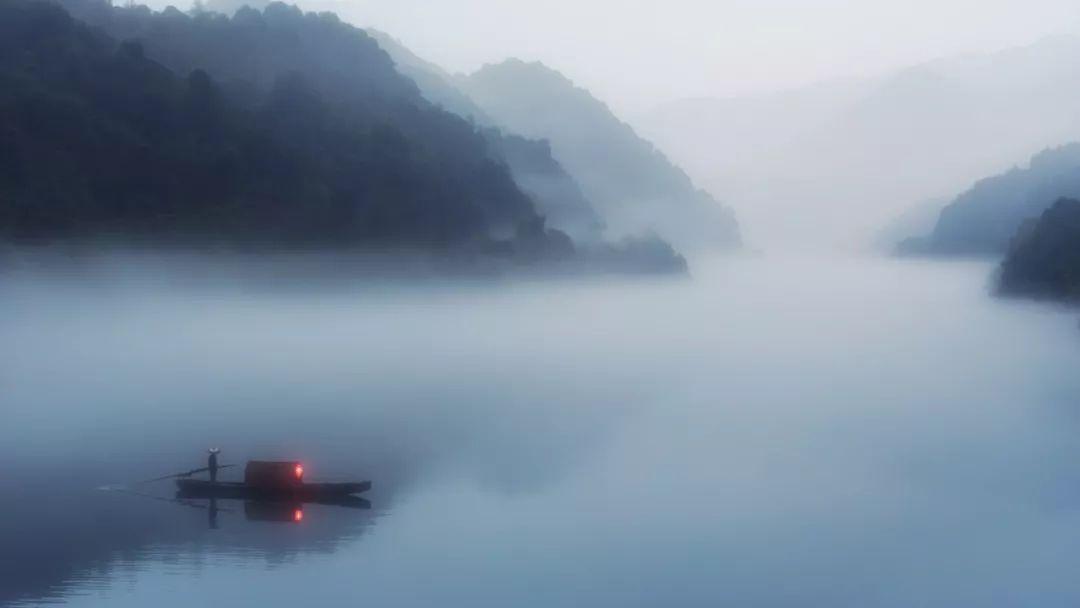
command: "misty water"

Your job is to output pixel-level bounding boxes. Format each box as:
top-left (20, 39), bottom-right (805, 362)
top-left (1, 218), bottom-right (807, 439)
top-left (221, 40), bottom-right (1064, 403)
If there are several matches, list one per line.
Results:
top-left (3, 254), bottom-right (1080, 607)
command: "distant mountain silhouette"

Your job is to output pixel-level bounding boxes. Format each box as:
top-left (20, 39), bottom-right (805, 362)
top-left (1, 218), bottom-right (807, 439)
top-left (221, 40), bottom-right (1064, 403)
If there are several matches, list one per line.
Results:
top-left (899, 144), bottom-right (1080, 256)
top-left (365, 28), bottom-right (490, 124)
top-left (638, 35), bottom-right (1080, 248)
top-left (874, 198), bottom-right (948, 252)
top-left (459, 60), bottom-right (741, 251)
top-left (368, 30), bottom-right (603, 241)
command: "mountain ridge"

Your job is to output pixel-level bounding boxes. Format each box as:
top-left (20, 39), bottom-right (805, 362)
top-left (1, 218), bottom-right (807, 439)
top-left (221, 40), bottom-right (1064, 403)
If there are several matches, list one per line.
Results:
top-left (636, 32), bottom-right (1080, 248)
top-left (461, 59), bottom-right (742, 250)
top-left (1, 0), bottom-right (689, 274)
top-left (900, 143), bottom-right (1080, 255)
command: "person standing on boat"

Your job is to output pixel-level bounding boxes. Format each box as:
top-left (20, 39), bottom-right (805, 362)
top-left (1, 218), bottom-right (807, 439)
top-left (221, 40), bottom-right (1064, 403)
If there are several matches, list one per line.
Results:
top-left (208, 448), bottom-right (221, 483)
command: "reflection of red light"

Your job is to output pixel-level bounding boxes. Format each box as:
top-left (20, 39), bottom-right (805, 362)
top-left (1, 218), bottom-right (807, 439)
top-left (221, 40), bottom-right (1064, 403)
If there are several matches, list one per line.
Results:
top-left (295, 464), bottom-right (304, 480)
top-left (293, 508), bottom-right (303, 522)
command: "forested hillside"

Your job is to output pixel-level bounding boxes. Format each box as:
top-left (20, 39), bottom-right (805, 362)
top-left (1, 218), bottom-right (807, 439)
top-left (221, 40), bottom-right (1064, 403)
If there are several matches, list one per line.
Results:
top-left (461, 60), bottom-right (741, 250)
top-left (900, 144), bottom-right (1080, 255)
top-left (1, 0), bottom-right (553, 248)
top-left (369, 29), bottom-right (604, 241)
top-left (999, 198), bottom-right (1080, 301)
top-left (0, 0), bottom-right (693, 273)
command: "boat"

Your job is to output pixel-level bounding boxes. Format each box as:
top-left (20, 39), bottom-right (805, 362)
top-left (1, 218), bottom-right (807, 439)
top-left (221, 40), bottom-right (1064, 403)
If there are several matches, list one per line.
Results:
top-left (176, 479), bottom-right (371, 500)
top-left (175, 460), bottom-right (371, 501)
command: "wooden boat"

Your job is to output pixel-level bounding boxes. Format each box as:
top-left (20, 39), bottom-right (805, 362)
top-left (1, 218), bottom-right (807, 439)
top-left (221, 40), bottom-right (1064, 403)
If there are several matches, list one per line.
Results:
top-left (175, 460), bottom-right (370, 501)
top-left (176, 478), bottom-right (371, 500)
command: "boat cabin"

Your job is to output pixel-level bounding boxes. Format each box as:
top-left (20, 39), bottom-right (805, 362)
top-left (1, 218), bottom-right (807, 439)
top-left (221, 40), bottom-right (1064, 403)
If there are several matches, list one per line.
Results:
top-left (244, 461), bottom-right (304, 488)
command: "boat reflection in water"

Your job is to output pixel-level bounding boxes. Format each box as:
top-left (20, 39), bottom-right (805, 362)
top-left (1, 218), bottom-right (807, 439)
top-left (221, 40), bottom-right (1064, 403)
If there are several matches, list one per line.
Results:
top-left (1, 468), bottom-right (384, 607)
top-left (196, 494), bottom-right (372, 529)
top-left (241, 497), bottom-right (369, 524)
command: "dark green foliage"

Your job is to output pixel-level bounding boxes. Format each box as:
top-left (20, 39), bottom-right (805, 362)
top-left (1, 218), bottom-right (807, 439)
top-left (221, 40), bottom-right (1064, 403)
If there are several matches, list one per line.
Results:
top-left (999, 198), bottom-right (1080, 301)
top-left (920, 144), bottom-right (1080, 255)
top-left (0, 0), bottom-right (542, 248)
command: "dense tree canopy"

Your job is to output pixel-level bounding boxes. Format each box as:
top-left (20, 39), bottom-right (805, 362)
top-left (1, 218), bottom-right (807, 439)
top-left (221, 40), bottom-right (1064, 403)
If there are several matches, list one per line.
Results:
top-left (0, 0), bottom-right (687, 273)
top-left (999, 198), bottom-right (1080, 301)
top-left (0, 0), bottom-right (544, 248)
top-left (902, 144), bottom-right (1080, 256)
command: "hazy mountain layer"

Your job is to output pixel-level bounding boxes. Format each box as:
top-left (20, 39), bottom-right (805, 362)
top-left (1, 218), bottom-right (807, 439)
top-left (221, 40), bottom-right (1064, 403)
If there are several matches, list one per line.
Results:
top-left (369, 29), bottom-right (603, 241)
top-left (874, 199), bottom-right (947, 252)
top-left (365, 28), bottom-right (490, 124)
top-left (1, 0), bottom-right (686, 274)
top-left (460, 60), bottom-right (741, 251)
top-left (638, 36), bottom-right (1080, 248)
top-left (901, 144), bottom-right (1080, 255)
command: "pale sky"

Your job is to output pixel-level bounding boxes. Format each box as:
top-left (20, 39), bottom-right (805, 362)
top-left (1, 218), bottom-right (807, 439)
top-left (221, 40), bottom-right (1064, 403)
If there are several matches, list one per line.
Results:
top-left (186, 0), bottom-right (1080, 113)
top-left (309, 0), bottom-right (1080, 112)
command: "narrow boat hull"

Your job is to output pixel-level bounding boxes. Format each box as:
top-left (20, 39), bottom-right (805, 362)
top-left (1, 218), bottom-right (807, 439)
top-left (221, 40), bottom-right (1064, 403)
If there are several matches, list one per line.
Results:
top-left (176, 479), bottom-right (371, 501)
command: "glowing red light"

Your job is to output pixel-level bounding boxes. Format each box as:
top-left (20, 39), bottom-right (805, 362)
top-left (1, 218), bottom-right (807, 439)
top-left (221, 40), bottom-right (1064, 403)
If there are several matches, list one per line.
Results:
top-left (294, 464), bottom-right (304, 480)
top-left (293, 508), bottom-right (303, 523)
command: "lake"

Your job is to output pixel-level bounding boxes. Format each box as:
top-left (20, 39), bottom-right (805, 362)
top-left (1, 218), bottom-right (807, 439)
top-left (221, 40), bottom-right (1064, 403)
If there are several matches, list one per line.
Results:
top-left (2, 253), bottom-right (1079, 607)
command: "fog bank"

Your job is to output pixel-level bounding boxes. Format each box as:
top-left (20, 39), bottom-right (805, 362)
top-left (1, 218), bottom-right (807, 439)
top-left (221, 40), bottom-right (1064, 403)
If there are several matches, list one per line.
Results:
top-left (4, 254), bottom-right (1080, 606)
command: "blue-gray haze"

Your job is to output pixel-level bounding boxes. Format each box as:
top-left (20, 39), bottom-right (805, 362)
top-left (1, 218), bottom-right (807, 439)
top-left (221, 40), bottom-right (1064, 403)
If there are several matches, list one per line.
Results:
top-left (3, 255), bottom-right (1079, 607)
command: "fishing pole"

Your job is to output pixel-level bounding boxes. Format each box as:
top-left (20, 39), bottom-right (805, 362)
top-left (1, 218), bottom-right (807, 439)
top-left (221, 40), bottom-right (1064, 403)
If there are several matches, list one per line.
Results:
top-left (137, 464), bottom-right (237, 484)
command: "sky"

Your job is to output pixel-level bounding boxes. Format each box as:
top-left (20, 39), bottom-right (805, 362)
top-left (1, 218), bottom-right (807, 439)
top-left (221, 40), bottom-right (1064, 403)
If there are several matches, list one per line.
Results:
top-left (268, 0), bottom-right (1080, 113)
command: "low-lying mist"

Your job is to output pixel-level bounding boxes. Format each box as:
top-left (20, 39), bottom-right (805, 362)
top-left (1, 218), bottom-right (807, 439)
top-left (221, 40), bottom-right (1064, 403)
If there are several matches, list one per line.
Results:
top-left (1, 254), bottom-right (664, 488)
top-left (3, 252), bottom-right (1080, 606)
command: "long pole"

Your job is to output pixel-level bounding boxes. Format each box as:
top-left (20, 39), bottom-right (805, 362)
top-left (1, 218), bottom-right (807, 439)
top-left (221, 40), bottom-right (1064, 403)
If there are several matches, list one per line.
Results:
top-left (137, 464), bottom-right (236, 484)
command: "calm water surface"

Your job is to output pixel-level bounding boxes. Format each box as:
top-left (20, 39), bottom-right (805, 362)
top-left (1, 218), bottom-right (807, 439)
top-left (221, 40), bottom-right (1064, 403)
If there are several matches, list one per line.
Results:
top-left (2, 254), bottom-right (1079, 607)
